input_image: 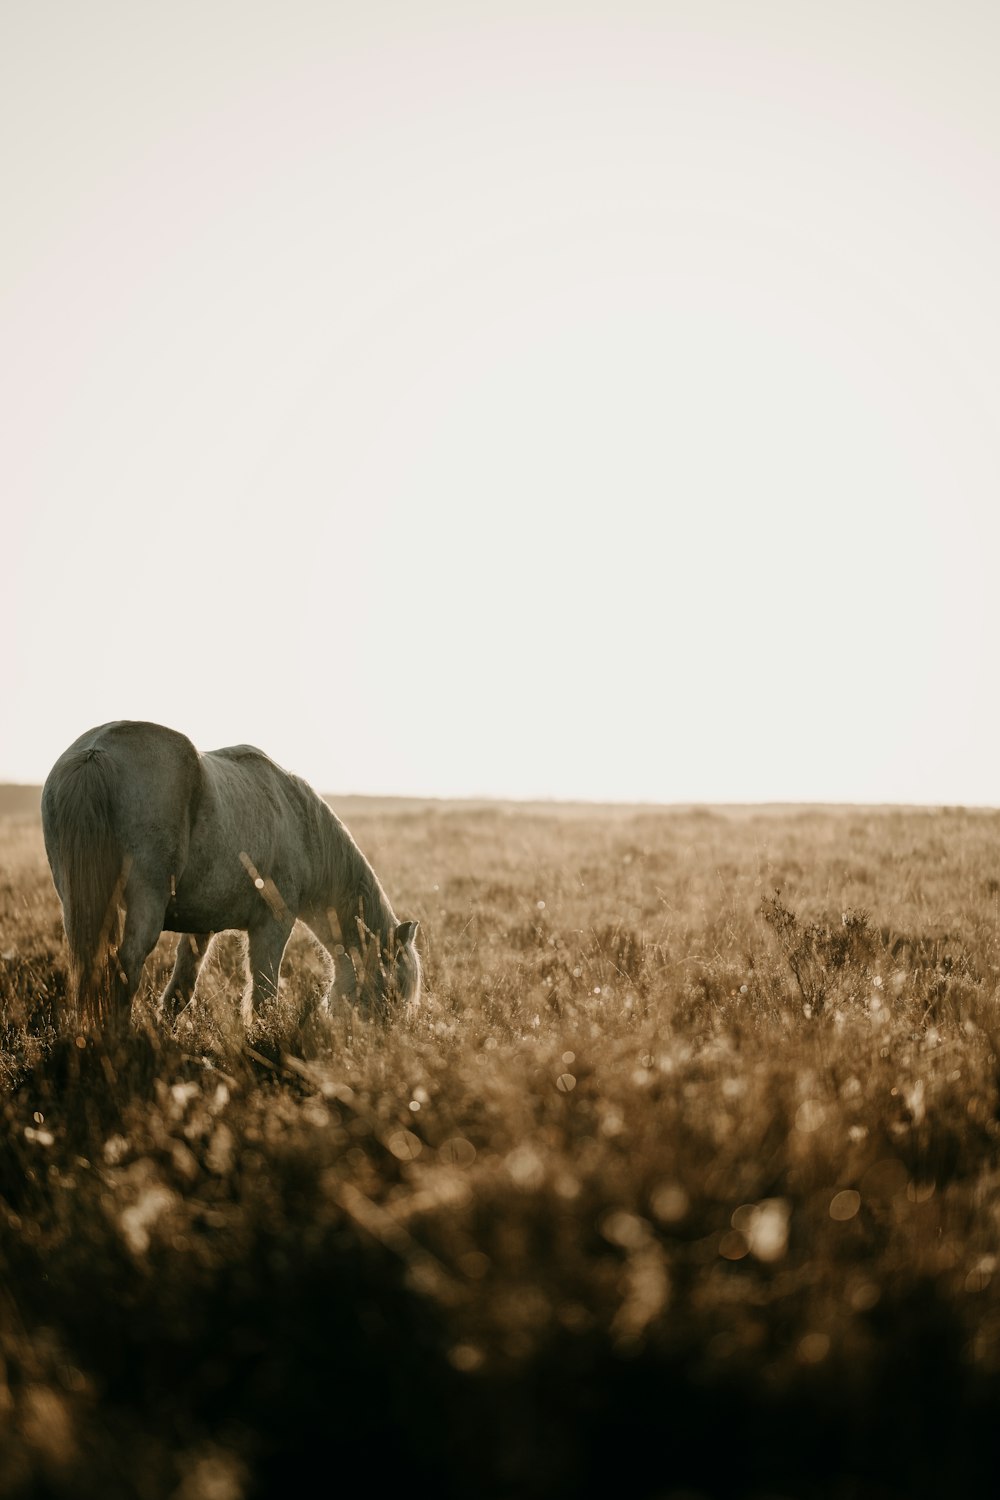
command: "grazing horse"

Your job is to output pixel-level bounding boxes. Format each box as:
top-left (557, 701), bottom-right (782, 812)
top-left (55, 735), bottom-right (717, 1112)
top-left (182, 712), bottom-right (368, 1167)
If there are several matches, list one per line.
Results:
top-left (41, 721), bottom-right (420, 1029)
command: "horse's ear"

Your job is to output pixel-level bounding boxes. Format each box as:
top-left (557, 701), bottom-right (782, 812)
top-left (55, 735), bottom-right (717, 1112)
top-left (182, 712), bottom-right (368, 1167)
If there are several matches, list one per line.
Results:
top-left (396, 920), bottom-right (419, 946)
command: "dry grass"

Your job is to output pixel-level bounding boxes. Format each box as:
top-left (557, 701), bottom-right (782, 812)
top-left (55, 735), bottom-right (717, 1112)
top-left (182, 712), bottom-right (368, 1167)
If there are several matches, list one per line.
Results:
top-left (2, 792), bottom-right (1000, 1498)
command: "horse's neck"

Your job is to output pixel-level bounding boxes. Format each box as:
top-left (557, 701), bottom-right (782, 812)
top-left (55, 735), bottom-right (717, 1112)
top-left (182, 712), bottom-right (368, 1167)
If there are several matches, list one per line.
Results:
top-left (318, 802), bottom-right (394, 946)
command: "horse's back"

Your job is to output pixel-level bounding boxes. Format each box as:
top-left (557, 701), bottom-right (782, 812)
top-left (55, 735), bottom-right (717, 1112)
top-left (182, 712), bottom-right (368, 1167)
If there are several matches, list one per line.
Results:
top-left (166, 742), bottom-right (319, 926)
top-left (197, 742), bottom-right (315, 852)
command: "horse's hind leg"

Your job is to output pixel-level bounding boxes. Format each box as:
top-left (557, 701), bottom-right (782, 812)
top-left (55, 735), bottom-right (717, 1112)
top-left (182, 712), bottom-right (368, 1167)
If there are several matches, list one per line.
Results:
top-left (111, 878), bottom-right (169, 1029)
top-left (245, 914), bottom-right (294, 1019)
top-left (161, 933), bottom-right (214, 1021)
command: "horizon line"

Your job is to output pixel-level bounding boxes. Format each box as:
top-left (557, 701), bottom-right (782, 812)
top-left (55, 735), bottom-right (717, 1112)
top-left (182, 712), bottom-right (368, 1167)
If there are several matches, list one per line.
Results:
top-left (0, 781), bottom-right (996, 815)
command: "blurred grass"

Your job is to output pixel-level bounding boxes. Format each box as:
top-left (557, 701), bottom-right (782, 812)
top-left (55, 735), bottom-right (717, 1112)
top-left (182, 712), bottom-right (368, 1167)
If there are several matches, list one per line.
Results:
top-left (2, 796), bottom-right (1000, 1498)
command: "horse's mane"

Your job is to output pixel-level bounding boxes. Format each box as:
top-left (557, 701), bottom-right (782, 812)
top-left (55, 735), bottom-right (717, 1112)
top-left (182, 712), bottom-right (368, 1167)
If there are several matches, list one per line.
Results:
top-left (294, 774), bottom-right (396, 943)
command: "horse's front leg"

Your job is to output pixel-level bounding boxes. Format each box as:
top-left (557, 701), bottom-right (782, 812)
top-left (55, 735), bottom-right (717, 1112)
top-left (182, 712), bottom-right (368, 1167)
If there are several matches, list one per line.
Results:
top-left (245, 915), bottom-right (294, 1019)
top-left (161, 932), bottom-right (214, 1021)
top-left (302, 908), bottom-right (357, 1010)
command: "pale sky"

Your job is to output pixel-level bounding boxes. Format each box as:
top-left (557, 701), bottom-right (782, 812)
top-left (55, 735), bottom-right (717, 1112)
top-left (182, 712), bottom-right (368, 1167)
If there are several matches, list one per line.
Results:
top-left (3, 1), bottom-right (999, 803)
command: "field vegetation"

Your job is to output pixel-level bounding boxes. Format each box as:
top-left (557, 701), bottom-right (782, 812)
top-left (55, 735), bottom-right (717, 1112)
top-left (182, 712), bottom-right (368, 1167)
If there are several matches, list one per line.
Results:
top-left (2, 789), bottom-right (1000, 1498)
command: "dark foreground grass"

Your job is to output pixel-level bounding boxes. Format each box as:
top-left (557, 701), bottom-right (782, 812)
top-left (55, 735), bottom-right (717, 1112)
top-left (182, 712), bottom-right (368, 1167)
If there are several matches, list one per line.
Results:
top-left (2, 796), bottom-right (1000, 1498)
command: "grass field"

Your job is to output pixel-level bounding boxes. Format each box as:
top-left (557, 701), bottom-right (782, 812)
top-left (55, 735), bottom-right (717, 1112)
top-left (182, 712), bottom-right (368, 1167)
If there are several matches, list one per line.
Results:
top-left (2, 788), bottom-right (1000, 1498)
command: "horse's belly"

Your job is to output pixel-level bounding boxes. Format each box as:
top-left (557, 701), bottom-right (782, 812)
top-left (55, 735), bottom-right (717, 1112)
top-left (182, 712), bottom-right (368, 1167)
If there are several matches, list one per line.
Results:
top-left (164, 878), bottom-right (257, 935)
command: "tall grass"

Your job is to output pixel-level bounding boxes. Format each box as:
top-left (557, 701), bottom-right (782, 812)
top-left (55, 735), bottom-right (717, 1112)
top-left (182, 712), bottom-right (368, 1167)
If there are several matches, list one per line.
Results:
top-left (2, 798), bottom-right (1000, 1497)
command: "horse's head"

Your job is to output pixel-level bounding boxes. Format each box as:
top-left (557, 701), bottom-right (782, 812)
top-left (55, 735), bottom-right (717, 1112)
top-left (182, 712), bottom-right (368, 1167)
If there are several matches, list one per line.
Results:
top-left (340, 918), bottom-right (421, 1018)
top-left (388, 918), bottom-right (421, 1007)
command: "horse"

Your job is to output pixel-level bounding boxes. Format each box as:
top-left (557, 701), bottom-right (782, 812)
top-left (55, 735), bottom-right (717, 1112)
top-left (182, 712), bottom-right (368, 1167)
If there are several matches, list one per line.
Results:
top-left (41, 721), bottom-right (421, 1030)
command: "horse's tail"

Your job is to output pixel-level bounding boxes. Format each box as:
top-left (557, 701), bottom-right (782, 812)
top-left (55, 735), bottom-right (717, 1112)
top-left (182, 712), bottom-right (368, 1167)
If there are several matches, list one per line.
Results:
top-left (44, 750), bottom-right (130, 1028)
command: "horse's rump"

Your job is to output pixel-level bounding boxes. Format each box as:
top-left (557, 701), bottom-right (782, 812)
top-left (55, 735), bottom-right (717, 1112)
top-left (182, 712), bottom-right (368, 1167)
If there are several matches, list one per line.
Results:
top-left (42, 721), bottom-right (203, 1025)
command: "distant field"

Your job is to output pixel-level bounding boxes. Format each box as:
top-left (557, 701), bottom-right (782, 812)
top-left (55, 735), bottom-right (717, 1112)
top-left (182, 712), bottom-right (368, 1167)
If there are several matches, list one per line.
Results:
top-left (2, 794), bottom-right (1000, 1498)
top-left (0, 785), bottom-right (43, 819)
